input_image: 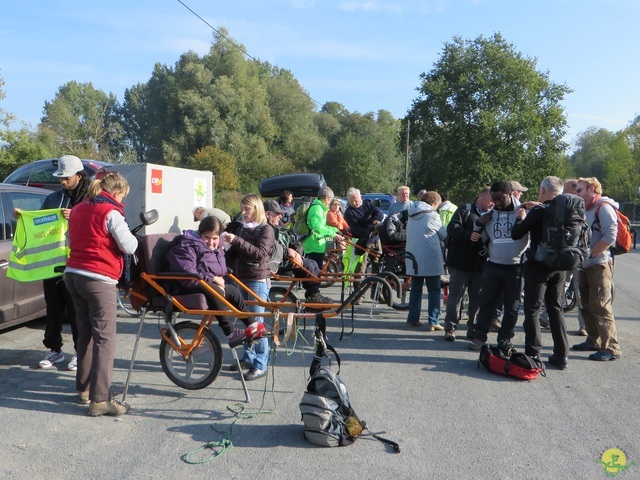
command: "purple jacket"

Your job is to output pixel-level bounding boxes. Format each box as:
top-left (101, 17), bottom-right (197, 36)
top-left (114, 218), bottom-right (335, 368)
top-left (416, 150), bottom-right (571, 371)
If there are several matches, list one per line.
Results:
top-left (166, 230), bottom-right (227, 289)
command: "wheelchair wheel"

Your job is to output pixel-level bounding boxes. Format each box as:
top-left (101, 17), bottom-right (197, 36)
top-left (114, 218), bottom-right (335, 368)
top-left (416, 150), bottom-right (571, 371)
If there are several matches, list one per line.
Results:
top-left (117, 288), bottom-right (141, 317)
top-left (159, 321), bottom-right (222, 390)
top-left (561, 281), bottom-right (577, 313)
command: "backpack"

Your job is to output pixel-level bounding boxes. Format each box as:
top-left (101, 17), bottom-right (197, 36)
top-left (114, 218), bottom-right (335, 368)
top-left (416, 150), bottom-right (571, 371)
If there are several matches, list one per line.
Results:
top-left (534, 194), bottom-right (591, 271)
top-left (478, 344), bottom-right (545, 381)
top-left (595, 203), bottom-right (633, 255)
top-left (299, 315), bottom-right (400, 451)
top-left (292, 201), bottom-right (312, 239)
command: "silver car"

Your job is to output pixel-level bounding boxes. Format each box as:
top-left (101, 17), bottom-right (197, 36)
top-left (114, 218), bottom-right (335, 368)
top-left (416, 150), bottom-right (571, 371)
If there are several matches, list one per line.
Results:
top-left (0, 184), bottom-right (50, 330)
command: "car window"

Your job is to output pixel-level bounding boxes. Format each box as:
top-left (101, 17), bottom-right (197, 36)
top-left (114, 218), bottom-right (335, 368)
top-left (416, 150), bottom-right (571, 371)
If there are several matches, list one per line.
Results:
top-left (5, 161), bottom-right (55, 185)
top-left (1, 191), bottom-right (47, 240)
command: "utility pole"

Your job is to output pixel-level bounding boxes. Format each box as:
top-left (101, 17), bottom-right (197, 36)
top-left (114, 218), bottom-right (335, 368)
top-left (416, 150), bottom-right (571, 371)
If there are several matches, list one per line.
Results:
top-left (404, 119), bottom-right (410, 186)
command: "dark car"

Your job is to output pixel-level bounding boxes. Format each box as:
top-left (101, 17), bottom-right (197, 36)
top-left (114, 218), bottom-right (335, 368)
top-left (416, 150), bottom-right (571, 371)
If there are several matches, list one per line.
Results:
top-left (342, 193), bottom-right (396, 215)
top-left (0, 184), bottom-right (51, 330)
top-left (3, 158), bottom-right (111, 191)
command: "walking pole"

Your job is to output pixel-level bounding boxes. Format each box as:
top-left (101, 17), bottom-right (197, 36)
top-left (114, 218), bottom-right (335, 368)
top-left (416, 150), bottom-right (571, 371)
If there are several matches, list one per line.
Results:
top-left (122, 307), bottom-right (147, 403)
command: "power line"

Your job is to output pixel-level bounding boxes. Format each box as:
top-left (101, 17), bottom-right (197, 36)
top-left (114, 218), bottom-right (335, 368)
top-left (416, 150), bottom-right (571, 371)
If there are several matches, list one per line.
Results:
top-left (176, 0), bottom-right (323, 108)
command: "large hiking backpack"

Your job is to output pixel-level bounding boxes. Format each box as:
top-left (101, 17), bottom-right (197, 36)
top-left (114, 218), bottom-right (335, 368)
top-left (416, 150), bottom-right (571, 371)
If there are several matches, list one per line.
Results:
top-left (534, 194), bottom-right (590, 271)
top-left (595, 203), bottom-right (633, 255)
top-left (292, 201), bottom-right (312, 239)
top-left (478, 344), bottom-right (545, 381)
top-left (299, 315), bottom-right (400, 451)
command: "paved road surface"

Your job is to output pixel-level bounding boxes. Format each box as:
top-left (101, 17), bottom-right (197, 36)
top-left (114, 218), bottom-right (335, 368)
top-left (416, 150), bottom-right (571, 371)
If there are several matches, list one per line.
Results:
top-left (1, 251), bottom-right (639, 479)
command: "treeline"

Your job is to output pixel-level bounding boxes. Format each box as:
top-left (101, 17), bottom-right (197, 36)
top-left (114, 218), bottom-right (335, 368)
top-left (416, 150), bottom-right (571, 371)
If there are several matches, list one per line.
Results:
top-left (1, 30), bottom-right (639, 210)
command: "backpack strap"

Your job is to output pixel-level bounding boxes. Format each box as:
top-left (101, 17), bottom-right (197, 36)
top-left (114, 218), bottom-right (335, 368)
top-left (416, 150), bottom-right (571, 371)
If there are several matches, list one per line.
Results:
top-left (309, 313), bottom-right (341, 377)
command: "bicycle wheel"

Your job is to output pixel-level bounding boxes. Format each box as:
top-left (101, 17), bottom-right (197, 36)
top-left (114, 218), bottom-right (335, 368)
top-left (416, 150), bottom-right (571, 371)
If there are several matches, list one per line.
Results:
top-left (561, 281), bottom-right (577, 313)
top-left (268, 286), bottom-right (300, 315)
top-left (159, 321), bottom-right (223, 390)
top-left (320, 258), bottom-right (339, 288)
top-left (117, 288), bottom-right (141, 317)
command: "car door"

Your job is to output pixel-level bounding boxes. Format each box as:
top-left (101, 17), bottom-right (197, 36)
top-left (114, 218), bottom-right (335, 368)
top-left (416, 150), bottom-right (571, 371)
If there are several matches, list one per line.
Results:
top-left (0, 189), bottom-right (48, 328)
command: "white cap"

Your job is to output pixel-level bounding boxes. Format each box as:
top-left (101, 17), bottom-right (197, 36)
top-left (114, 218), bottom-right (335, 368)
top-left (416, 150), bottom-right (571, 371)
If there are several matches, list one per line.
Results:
top-left (52, 155), bottom-right (84, 177)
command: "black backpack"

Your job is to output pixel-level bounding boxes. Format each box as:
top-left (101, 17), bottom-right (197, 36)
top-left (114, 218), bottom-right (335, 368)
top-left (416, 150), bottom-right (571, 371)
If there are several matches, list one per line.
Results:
top-left (299, 315), bottom-right (400, 451)
top-left (534, 194), bottom-right (590, 271)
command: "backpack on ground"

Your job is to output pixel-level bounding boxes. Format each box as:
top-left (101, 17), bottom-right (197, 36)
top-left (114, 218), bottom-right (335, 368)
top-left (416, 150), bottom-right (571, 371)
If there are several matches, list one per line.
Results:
top-left (292, 201), bottom-right (312, 239)
top-left (595, 203), bottom-right (633, 255)
top-left (299, 315), bottom-right (400, 451)
top-left (478, 344), bottom-right (545, 381)
top-left (534, 194), bottom-right (590, 271)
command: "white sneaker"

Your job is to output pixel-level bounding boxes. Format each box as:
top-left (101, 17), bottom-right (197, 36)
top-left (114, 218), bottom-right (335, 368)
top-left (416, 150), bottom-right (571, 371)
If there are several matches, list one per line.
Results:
top-left (67, 355), bottom-right (78, 371)
top-left (39, 350), bottom-right (65, 369)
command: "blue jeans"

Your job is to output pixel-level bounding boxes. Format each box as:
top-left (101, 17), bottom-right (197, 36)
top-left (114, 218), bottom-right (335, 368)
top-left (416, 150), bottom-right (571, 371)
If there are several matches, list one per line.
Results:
top-left (407, 275), bottom-right (441, 326)
top-left (238, 279), bottom-right (270, 371)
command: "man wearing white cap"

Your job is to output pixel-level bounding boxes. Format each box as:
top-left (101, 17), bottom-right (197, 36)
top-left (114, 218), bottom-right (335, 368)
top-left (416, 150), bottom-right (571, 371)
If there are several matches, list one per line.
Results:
top-left (38, 155), bottom-right (90, 371)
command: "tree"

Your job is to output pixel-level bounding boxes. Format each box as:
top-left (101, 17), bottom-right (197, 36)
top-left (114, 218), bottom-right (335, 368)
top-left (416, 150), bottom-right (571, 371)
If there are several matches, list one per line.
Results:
top-left (408, 33), bottom-right (571, 202)
top-left (0, 70), bottom-right (15, 128)
top-left (40, 81), bottom-right (124, 161)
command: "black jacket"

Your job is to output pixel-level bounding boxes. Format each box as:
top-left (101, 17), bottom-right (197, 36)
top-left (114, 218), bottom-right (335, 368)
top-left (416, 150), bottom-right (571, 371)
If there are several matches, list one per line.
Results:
top-left (445, 203), bottom-right (487, 272)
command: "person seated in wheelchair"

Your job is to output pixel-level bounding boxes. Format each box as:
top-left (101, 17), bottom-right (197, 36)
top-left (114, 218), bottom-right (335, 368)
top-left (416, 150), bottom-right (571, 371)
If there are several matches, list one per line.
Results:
top-left (165, 216), bottom-right (266, 347)
top-left (264, 200), bottom-right (334, 304)
top-left (378, 209), bottom-right (408, 247)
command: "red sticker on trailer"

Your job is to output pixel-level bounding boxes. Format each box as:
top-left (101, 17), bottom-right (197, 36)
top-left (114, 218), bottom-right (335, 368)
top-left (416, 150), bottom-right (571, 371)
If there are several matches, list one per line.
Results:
top-left (151, 169), bottom-right (163, 194)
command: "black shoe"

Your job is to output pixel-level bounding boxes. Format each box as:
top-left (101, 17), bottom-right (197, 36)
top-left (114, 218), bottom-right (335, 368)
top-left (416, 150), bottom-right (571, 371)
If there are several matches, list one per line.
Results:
top-left (228, 360), bottom-right (253, 372)
top-left (571, 342), bottom-right (599, 352)
top-left (498, 339), bottom-right (514, 354)
top-left (244, 368), bottom-right (267, 381)
top-left (548, 354), bottom-right (568, 370)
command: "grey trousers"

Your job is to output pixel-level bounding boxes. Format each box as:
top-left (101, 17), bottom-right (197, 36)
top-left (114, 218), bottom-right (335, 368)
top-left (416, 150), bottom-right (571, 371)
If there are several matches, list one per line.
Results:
top-left (65, 273), bottom-right (118, 403)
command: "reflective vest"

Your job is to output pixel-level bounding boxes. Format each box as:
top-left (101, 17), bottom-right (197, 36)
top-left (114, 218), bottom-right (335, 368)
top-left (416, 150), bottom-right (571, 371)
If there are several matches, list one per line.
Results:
top-left (7, 209), bottom-right (69, 282)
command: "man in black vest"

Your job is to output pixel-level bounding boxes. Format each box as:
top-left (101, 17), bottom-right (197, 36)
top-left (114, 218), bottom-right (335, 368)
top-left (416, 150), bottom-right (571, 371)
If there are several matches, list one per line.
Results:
top-left (511, 176), bottom-right (581, 369)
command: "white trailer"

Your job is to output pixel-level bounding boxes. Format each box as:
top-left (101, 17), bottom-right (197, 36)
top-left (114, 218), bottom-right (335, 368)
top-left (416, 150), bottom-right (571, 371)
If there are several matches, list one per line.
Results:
top-left (101, 163), bottom-right (214, 235)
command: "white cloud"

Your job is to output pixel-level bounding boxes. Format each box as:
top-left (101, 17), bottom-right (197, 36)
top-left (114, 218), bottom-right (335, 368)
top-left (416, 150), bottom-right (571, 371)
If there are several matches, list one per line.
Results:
top-left (339, 1), bottom-right (405, 13)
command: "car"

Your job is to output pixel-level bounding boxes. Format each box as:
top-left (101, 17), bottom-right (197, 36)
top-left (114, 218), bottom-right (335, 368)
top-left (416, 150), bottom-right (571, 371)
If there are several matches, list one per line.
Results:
top-left (0, 184), bottom-right (50, 330)
top-left (343, 193), bottom-right (397, 215)
top-left (3, 158), bottom-right (111, 191)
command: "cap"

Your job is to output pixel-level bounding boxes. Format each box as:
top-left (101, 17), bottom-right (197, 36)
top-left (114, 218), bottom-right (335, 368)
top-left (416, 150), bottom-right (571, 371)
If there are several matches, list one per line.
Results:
top-left (52, 155), bottom-right (84, 177)
top-left (510, 181), bottom-right (528, 192)
top-left (192, 206), bottom-right (205, 221)
top-left (264, 199), bottom-right (286, 215)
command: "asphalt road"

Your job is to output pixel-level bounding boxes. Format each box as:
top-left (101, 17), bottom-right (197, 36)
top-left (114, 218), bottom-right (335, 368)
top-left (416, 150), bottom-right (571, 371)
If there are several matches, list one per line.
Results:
top-left (1, 251), bottom-right (639, 479)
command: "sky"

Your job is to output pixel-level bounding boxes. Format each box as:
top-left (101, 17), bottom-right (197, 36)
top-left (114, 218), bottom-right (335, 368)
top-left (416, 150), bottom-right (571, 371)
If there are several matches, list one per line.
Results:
top-left (1, 0), bottom-right (639, 150)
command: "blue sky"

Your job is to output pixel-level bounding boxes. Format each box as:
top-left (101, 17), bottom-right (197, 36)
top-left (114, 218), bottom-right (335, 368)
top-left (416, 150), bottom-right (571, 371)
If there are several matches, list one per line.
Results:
top-left (1, 0), bottom-right (638, 149)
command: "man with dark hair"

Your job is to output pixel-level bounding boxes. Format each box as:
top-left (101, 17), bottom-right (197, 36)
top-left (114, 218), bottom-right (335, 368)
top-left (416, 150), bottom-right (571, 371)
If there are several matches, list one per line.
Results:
top-left (443, 187), bottom-right (493, 341)
top-left (38, 155), bottom-right (91, 370)
top-left (468, 181), bottom-right (529, 351)
top-left (511, 176), bottom-right (578, 369)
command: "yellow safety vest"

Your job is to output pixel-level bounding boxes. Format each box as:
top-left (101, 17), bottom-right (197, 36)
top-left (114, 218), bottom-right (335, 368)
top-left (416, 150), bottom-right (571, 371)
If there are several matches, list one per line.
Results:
top-left (7, 209), bottom-right (69, 282)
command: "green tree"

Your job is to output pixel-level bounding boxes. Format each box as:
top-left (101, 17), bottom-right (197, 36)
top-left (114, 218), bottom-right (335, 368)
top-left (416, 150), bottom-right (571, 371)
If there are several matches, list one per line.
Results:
top-left (408, 33), bottom-right (571, 202)
top-left (40, 81), bottom-right (124, 161)
top-left (570, 127), bottom-right (616, 179)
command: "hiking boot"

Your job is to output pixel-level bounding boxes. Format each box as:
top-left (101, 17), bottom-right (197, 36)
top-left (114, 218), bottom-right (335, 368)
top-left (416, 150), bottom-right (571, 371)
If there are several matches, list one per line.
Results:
top-left (571, 341), bottom-right (599, 352)
top-left (227, 328), bottom-right (248, 348)
top-left (67, 354), bottom-right (78, 371)
top-left (577, 327), bottom-right (587, 336)
top-left (244, 368), bottom-right (267, 382)
top-left (490, 318), bottom-right (502, 332)
top-left (245, 322), bottom-right (267, 341)
top-left (548, 354), bottom-right (568, 370)
top-left (307, 292), bottom-right (334, 304)
top-left (444, 330), bottom-right (456, 342)
top-left (588, 351), bottom-right (620, 361)
top-left (88, 399), bottom-right (130, 417)
top-left (39, 350), bottom-right (65, 369)
top-left (78, 391), bottom-right (90, 405)
top-left (468, 338), bottom-right (486, 351)
top-left (228, 360), bottom-right (253, 372)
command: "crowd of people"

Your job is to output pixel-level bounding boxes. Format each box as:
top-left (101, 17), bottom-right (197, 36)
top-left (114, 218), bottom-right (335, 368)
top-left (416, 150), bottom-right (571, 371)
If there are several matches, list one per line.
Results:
top-left (24, 154), bottom-right (624, 416)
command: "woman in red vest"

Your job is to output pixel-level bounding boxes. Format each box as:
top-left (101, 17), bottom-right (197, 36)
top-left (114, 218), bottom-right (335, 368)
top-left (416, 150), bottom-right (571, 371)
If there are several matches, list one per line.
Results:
top-left (65, 172), bottom-right (137, 416)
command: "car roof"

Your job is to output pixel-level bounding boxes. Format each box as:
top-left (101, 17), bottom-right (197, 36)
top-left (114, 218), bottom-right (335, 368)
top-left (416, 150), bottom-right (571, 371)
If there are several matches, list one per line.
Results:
top-left (0, 183), bottom-right (51, 194)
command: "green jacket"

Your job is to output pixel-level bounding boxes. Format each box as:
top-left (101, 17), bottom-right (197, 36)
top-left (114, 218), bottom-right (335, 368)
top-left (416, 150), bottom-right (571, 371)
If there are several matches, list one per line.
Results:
top-left (302, 198), bottom-right (338, 254)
